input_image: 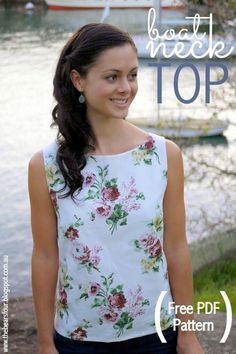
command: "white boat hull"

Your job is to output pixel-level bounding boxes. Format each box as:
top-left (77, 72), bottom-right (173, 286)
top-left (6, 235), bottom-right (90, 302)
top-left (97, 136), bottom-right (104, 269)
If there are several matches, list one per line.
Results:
top-left (128, 118), bottom-right (229, 138)
top-left (45, 0), bottom-right (184, 10)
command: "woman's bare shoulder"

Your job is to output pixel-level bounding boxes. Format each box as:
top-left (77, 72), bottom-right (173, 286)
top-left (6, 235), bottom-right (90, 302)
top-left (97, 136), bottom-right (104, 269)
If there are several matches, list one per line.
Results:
top-left (165, 138), bottom-right (182, 155)
top-left (28, 151), bottom-right (58, 248)
top-left (28, 150), bottom-right (44, 170)
top-left (165, 138), bottom-right (183, 165)
top-left (28, 151), bottom-right (48, 192)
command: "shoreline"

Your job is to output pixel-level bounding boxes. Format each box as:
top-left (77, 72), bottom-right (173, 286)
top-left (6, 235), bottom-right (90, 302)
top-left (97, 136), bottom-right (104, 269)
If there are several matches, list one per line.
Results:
top-left (0, 1), bottom-right (45, 4)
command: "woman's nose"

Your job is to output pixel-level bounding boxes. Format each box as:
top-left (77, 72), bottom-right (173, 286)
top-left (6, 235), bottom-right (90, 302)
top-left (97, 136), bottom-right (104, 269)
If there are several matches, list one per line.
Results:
top-left (117, 78), bottom-right (131, 93)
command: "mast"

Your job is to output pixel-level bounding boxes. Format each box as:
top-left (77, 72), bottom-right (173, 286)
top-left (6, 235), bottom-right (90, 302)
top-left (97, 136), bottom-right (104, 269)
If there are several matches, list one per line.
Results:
top-left (100, 1), bottom-right (110, 23)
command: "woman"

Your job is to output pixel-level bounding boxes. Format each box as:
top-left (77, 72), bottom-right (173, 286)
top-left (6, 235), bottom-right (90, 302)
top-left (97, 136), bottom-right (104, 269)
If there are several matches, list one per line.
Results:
top-left (28, 23), bottom-right (204, 354)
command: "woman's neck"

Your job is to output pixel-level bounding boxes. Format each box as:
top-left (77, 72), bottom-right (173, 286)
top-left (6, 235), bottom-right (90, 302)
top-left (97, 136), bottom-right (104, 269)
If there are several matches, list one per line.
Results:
top-left (87, 118), bottom-right (148, 156)
top-left (89, 119), bottom-right (129, 155)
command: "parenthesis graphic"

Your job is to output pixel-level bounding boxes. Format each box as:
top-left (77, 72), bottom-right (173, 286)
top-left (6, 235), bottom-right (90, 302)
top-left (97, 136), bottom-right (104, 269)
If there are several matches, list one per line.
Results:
top-left (155, 291), bottom-right (167, 343)
top-left (220, 290), bottom-right (232, 343)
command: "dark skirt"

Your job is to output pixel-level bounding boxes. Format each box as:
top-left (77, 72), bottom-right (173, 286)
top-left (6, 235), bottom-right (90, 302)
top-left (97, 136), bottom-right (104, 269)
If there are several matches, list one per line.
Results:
top-left (53, 327), bottom-right (177, 354)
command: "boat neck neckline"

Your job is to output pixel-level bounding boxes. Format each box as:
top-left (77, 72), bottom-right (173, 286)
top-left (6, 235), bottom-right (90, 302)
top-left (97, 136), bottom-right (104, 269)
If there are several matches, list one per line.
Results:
top-left (86, 133), bottom-right (155, 159)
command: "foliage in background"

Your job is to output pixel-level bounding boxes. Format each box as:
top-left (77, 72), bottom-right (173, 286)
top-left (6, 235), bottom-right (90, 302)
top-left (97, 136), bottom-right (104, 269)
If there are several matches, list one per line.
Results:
top-left (193, 255), bottom-right (236, 316)
top-left (186, 0), bottom-right (236, 32)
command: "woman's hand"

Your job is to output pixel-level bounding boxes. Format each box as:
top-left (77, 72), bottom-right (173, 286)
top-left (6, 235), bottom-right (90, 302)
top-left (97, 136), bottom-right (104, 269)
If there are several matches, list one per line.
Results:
top-left (39, 344), bottom-right (59, 354)
top-left (176, 332), bottom-right (204, 354)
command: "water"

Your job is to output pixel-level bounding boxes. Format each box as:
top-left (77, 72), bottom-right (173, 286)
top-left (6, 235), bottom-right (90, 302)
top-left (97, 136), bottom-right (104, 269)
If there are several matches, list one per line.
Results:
top-left (0, 5), bottom-right (235, 298)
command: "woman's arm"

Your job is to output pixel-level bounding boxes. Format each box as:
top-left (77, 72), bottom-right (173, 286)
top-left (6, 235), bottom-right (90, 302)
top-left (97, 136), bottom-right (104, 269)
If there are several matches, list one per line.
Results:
top-left (28, 152), bottom-right (59, 354)
top-left (163, 140), bottom-right (204, 354)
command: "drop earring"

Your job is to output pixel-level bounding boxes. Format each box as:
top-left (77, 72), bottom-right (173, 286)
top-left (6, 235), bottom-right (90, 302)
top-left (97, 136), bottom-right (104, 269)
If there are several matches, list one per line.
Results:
top-left (78, 93), bottom-right (86, 104)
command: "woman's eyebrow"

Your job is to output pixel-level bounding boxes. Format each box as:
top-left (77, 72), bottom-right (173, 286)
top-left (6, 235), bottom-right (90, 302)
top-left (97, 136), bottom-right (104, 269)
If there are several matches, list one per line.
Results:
top-left (101, 66), bottom-right (138, 73)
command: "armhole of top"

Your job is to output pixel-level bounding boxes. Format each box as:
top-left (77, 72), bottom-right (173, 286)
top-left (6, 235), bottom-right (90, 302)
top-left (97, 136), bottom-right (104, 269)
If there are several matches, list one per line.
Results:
top-left (161, 136), bottom-right (168, 175)
top-left (149, 133), bottom-right (168, 174)
top-left (157, 135), bottom-right (168, 194)
top-left (42, 146), bottom-right (49, 191)
top-left (41, 142), bottom-right (62, 218)
top-left (41, 142), bottom-right (57, 192)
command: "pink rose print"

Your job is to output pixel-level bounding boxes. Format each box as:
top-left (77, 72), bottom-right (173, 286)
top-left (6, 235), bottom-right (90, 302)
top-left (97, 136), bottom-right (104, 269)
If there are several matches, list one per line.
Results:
top-left (96, 203), bottom-right (112, 217)
top-left (127, 285), bottom-right (145, 318)
top-left (70, 327), bottom-right (87, 341)
top-left (139, 234), bottom-right (157, 249)
top-left (133, 233), bottom-right (163, 273)
top-left (139, 234), bottom-right (162, 258)
top-left (142, 136), bottom-right (155, 150)
top-left (90, 255), bottom-right (100, 267)
top-left (59, 288), bottom-right (67, 306)
top-left (49, 189), bottom-right (57, 208)
top-left (71, 242), bottom-right (102, 273)
top-left (102, 186), bottom-right (120, 201)
top-left (64, 217), bottom-right (83, 241)
top-left (69, 320), bottom-right (92, 341)
top-left (120, 177), bottom-right (143, 213)
top-left (88, 282), bottom-right (101, 296)
top-left (108, 293), bottom-right (127, 309)
top-left (65, 227), bottom-right (79, 240)
top-left (57, 280), bottom-right (69, 321)
top-left (99, 308), bottom-right (119, 322)
top-left (79, 274), bottom-right (149, 337)
top-left (83, 172), bottom-right (96, 188)
top-left (84, 165), bottom-right (145, 235)
top-left (149, 239), bottom-right (162, 258)
top-left (132, 135), bottom-right (160, 165)
top-left (72, 242), bottom-right (90, 262)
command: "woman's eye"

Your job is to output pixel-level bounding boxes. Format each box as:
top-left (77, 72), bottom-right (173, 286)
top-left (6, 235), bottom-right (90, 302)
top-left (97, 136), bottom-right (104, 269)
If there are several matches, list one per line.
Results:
top-left (106, 75), bottom-right (117, 81)
top-left (105, 73), bottom-right (137, 82)
top-left (129, 73), bottom-right (138, 80)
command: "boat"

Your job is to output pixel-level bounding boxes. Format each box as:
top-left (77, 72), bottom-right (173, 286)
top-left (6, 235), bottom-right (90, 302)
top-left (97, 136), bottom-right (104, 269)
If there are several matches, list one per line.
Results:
top-left (127, 117), bottom-right (230, 138)
top-left (45, 0), bottom-right (185, 10)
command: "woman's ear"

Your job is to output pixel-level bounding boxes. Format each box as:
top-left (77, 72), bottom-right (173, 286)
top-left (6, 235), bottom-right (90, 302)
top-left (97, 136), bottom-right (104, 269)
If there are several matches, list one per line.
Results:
top-left (70, 70), bottom-right (84, 92)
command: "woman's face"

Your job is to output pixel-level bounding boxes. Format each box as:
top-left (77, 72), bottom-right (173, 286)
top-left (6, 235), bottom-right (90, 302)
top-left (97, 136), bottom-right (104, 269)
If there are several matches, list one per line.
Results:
top-left (73, 44), bottom-right (138, 122)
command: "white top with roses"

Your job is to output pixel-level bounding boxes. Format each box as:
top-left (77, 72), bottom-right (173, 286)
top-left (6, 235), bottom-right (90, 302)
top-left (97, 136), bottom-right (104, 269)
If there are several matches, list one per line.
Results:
top-left (43, 132), bottom-right (174, 342)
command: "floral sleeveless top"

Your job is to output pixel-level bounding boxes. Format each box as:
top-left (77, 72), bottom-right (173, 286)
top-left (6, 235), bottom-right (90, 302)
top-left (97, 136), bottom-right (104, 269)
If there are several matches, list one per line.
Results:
top-left (42, 132), bottom-right (174, 342)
